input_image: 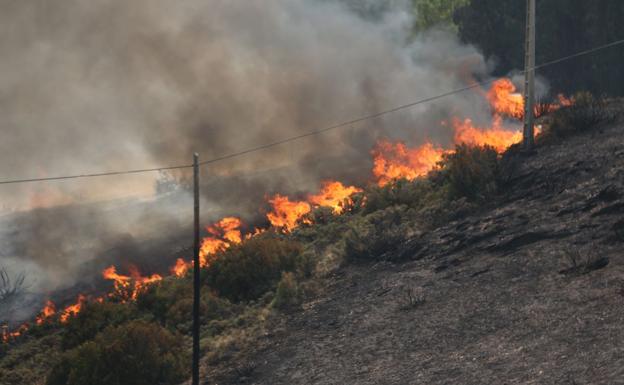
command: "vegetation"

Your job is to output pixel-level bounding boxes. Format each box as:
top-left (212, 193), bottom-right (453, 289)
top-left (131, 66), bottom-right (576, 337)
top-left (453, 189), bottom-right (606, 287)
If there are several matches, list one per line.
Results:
top-left (3, 1), bottom-right (624, 382)
top-left (539, 93), bottom-right (618, 143)
top-left (454, 0), bottom-right (624, 97)
top-left (434, 144), bottom-right (502, 202)
top-left (46, 321), bottom-right (187, 385)
top-left (0, 267), bottom-right (28, 323)
top-left (204, 238), bottom-right (306, 302)
top-left (272, 272), bottom-right (302, 310)
top-left (412, 0), bottom-right (469, 31)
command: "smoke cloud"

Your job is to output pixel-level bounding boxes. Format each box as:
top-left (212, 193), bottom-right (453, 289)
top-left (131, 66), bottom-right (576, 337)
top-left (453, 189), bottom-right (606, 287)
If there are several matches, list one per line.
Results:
top-left (0, 0), bottom-right (491, 321)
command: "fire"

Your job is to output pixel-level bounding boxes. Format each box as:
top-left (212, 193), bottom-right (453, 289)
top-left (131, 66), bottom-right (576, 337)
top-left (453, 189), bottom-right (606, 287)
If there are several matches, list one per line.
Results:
top-left (487, 78), bottom-right (525, 119)
top-left (103, 265), bottom-right (162, 301)
top-left (171, 217), bottom-right (244, 275)
top-left (200, 217), bottom-right (243, 266)
top-left (488, 78), bottom-right (574, 120)
top-left (60, 295), bottom-right (86, 323)
top-left (267, 194), bottom-right (312, 232)
top-left (171, 258), bottom-right (189, 277)
top-left (207, 217), bottom-right (242, 245)
top-left (452, 116), bottom-right (523, 153)
top-left (372, 140), bottom-right (447, 186)
top-left (2, 324), bottom-right (28, 343)
top-left (245, 227), bottom-right (266, 240)
top-left (35, 300), bottom-right (57, 325)
top-left (308, 181), bottom-right (362, 214)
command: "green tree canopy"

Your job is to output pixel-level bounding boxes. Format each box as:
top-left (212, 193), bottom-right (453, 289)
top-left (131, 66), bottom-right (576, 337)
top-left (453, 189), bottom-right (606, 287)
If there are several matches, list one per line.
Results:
top-left (454, 0), bottom-right (624, 96)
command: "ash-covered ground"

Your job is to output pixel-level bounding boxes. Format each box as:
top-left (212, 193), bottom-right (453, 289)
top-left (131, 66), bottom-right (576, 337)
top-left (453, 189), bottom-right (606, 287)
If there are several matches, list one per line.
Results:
top-left (207, 117), bottom-right (624, 384)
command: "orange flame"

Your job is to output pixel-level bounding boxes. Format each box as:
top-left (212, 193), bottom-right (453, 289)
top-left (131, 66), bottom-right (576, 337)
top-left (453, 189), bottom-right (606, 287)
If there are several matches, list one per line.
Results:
top-left (103, 265), bottom-right (162, 301)
top-left (452, 116), bottom-right (523, 153)
top-left (372, 140), bottom-right (447, 186)
top-left (308, 181), bottom-right (362, 214)
top-left (171, 217), bottom-right (244, 274)
top-left (487, 78), bottom-right (525, 119)
top-left (35, 300), bottom-right (57, 325)
top-left (266, 194), bottom-right (312, 232)
top-left (171, 258), bottom-right (190, 277)
top-left (2, 324), bottom-right (29, 343)
top-left (60, 295), bottom-right (86, 323)
top-left (488, 78), bottom-right (574, 119)
top-left (200, 217), bottom-right (243, 267)
top-left (245, 227), bottom-right (266, 240)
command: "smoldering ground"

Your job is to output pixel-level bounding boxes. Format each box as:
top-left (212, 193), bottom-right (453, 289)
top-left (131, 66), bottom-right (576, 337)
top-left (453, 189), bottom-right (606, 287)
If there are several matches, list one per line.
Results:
top-left (0, 0), bottom-right (494, 321)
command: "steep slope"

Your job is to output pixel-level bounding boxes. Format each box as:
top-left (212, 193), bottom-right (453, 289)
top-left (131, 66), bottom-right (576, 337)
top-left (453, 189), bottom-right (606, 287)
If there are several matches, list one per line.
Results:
top-left (209, 120), bottom-right (624, 384)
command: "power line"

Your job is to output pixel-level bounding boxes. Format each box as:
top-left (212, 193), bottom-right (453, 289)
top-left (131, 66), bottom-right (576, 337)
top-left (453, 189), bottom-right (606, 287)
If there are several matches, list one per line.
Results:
top-left (0, 164), bottom-right (192, 185)
top-left (2, 37), bottom-right (624, 186)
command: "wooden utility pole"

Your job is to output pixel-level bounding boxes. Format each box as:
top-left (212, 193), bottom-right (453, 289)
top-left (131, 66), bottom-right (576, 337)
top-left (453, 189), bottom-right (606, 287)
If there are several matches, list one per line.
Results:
top-left (192, 153), bottom-right (200, 385)
top-left (522, 0), bottom-right (536, 151)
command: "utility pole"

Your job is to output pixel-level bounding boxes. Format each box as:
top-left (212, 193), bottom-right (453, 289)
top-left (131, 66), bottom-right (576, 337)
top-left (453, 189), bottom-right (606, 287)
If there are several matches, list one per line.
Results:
top-left (192, 153), bottom-right (200, 385)
top-left (522, 0), bottom-right (536, 151)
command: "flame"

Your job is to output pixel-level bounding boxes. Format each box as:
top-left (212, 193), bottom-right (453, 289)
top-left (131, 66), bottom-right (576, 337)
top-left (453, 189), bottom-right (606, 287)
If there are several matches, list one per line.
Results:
top-left (171, 258), bottom-right (190, 277)
top-left (372, 140), bottom-right (447, 186)
top-left (452, 115), bottom-right (523, 153)
top-left (557, 94), bottom-right (574, 107)
top-left (487, 78), bottom-right (525, 119)
top-left (35, 300), bottom-right (57, 325)
top-left (207, 217), bottom-right (242, 245)
top-left (200, 217), bottom-right (243, 267)
top-left (2, 324), bottom-right (28, 343)
top-left (245, 227), bottom-right (266, 240)
top-left (488, 78), bottom-right (574, 120)
top-left (308, 181), bottom-right (362, 214)
top-left (170, 217), bottom-right (244, 275)
top-left (267, 194), bottom-right (312, 232)
top-left (103, 265), bottom-right (162, 301)
top-left (60, 295), bottom-right (86, 323)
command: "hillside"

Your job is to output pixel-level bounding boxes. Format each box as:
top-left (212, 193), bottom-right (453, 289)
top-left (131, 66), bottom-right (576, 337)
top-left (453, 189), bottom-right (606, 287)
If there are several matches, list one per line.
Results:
top-left (1, 99), bottom-right (622, 385)
top-left (205, 109), bottom-right (624, 384)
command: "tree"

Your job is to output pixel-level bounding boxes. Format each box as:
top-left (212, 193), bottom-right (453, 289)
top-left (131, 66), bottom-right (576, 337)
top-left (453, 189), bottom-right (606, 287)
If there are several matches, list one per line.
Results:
top-left (412, 0), bottom-right (469, 31)
top-left (0, 267), bottom-right (27, 322)
top-left (454, 0), bottom-right (624, 96)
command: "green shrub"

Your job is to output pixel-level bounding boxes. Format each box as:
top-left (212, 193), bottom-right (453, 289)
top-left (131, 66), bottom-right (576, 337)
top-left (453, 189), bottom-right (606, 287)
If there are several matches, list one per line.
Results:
top-left (61, 301), bottom-right (139, 350)
top-left (135, 277), bottom-right (191, 322)
top-left (135, 277), bottom-right (238, 333)
top-left (343, 206), bottom-right (414, 262)
top-left (434, 144), bottom-right (501, 202)
top-left (272, 272), bottom-right (301, 310)
top-left (540, 92), bottom-right (617, 143)
top-left (204, 238), bottom-right (304, 302)
top-left (46, 320), bottom-right (187, 385)
top-left (362, 178), bottom-right (447, 215)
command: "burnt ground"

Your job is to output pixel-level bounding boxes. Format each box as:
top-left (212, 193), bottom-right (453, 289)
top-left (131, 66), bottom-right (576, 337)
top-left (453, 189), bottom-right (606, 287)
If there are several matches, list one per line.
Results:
top-left (206, 120), bottom-right (624, 384)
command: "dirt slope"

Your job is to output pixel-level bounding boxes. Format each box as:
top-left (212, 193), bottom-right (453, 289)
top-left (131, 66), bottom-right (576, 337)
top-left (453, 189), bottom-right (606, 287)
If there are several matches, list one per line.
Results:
top-left (209, 121), bottom-right (624, 384)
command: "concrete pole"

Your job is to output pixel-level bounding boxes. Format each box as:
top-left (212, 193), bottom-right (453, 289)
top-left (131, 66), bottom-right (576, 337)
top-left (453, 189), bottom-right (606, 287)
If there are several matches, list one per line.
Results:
top-left (523, 0), bottom-right (536, 151)
top-left (192, 153), bottom-right (200, 385)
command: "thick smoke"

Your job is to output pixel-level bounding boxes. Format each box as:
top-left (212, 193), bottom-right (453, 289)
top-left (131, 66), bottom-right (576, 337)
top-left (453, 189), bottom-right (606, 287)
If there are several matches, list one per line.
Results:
top-left (0, 0), bottom-right (490, 321)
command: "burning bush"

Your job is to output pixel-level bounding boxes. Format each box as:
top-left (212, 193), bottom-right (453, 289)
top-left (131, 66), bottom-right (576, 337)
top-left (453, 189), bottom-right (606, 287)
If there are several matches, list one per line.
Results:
top-left (204, 237), bottom-right (304, 302)
top-left (540, 92), bottom-right (618, 143)
top-left (434, 144), bottom-right (502, 202)
top-left (46, 320), bottom-right (187, 385)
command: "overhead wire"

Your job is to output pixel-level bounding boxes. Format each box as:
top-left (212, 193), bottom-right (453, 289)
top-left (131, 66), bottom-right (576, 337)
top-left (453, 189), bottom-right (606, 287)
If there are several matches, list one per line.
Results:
top-left (2, 37), bottom-right (624, 185)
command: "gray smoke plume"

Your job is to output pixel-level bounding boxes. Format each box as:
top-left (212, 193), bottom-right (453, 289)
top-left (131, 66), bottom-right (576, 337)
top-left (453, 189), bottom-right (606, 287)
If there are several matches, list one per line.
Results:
top-left (0, 0), bottom-right (491, 321)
